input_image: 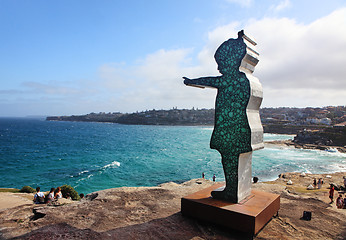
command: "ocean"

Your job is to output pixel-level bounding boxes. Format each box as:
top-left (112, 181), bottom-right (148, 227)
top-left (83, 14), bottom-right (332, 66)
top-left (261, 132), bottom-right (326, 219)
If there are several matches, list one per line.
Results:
top-left (0, 118), bottom-right (345, 195)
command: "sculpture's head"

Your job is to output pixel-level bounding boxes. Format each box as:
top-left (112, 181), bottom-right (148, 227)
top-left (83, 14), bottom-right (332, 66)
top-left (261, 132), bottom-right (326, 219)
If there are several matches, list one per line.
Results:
top-left (214, 33), bottom-right (246, 75)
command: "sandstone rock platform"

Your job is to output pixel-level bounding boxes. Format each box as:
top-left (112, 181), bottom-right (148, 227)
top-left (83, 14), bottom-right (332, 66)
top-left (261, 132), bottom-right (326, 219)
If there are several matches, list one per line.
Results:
top-left (0, 172), bottom-right (345, 239)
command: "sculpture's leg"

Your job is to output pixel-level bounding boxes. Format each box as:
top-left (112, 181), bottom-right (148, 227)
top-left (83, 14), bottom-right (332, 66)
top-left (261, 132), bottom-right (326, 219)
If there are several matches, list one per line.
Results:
top-left (211, 154), bottom-right (239, 202)
top-left (211, 152), bottom-right (253, 203)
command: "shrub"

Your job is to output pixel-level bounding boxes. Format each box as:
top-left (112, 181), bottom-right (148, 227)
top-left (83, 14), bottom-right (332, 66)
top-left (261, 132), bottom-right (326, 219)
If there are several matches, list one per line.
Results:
top-left (60, 185), bottom-right (80, 200)
top-left (0, 188), bottom-right (20, 193)
top-left (19, 186), bottom-right (35, 193)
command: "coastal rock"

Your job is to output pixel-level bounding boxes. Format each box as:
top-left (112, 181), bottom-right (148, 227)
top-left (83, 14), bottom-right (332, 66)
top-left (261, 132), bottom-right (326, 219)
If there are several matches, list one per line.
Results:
top-left (0, 174), bottom-right (345, 240)
top-left (293, 128), bottom-right (346, 147)
top-left (266, 139), bottom-right (346, 153)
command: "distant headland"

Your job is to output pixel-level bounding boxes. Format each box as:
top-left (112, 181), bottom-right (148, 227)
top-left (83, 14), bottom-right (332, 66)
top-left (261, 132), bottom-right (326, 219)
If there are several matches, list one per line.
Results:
top-left (46, 108), bottom-right (214, 126)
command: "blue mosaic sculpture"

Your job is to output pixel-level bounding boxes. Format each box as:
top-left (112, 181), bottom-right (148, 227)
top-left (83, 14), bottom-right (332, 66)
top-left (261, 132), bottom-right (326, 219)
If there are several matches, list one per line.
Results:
top-left (183, 30), bottom-right (263, 203)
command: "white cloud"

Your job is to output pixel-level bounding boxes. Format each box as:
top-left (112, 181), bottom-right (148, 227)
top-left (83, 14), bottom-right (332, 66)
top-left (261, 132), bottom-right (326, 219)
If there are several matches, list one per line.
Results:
top-left (98, 63), bottom-right (137, 91)
top-left (269, 0), bottom-right (291, 13)
top-left (225, 0), bottom-right (253, 8)
top-left (21, 81), bottom-right (80, 95)
top-left (262, 87), bottom-right (346, 107)
top-left (247, 9), bottom-right (346, 89)
top-left (100, 48), bottom-right (218, 112)
top-left (247, 8), bottom-right (346, 106)
top-left (3, 8), bottom-right (346, 116)
top-left (94, 8), bottom-right (346, 110)
top-left (170, 8), bottom-right (345, 107)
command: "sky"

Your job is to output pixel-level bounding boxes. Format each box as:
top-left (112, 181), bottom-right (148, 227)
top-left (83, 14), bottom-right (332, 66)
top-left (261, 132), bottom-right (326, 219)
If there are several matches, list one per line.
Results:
top-left (1, 0), bottom-right (346, 117)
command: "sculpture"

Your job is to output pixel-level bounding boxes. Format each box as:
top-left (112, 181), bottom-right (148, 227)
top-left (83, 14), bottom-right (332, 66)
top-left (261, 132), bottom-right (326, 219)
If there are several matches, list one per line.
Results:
top-left (183, 30), bottom-right (263, 203)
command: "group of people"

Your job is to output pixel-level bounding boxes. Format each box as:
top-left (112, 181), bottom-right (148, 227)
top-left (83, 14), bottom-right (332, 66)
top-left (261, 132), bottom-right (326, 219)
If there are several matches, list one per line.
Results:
top-left (201, 172), bottom-right (216, 182)
top-left (202, 173), bottom-right (259, 183)
top-left (313, 178), bottom-right (324, 189)
top-left (33, 186), bottom-right (63, 204)
top-left (329, 182), bottom-right (346, 209)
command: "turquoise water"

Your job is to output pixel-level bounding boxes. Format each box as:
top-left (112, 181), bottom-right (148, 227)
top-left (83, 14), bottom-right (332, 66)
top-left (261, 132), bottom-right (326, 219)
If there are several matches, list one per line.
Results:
top-left (0, 118), bottom-right (345, 194)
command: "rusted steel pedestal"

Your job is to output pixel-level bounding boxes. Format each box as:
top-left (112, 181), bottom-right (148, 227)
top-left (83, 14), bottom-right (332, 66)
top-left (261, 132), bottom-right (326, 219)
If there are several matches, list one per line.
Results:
top-left (181, 183), bottom-right (280, 235)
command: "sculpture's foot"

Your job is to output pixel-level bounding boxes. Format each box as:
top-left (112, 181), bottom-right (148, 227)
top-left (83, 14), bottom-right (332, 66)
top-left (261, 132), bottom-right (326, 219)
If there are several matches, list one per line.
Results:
top-left (211, 187), bottom-right (237, 203)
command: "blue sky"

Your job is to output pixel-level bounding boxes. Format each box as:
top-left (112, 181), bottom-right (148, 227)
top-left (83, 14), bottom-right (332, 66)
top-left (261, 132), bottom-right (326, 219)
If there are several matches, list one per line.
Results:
top-left (1, 0), bottom-right (346, 117)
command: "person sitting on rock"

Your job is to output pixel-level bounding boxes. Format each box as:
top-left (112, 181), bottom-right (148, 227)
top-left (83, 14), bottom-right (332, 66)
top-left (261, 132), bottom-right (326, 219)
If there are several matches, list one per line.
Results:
top-left (54, 187), bottom-right (62, 199)
top-left (33, 187), bottom-right (45, 204)
top-left (65, 193), bottom-right (71, 200)
top-left (46, 187), bottom-right (55, 203)
top-left (336, 194), bottom-right (344, 209)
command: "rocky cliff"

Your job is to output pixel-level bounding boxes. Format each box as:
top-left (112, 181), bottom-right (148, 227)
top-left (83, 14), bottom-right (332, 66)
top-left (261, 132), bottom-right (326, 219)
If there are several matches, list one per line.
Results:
top-left (1, 173), bottom-right (345, 240)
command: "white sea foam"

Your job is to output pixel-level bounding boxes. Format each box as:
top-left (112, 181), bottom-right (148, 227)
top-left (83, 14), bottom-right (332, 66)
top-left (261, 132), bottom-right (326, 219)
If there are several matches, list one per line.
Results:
top-left (70, 170), bottom-right (90, 178)
top-left (201, 127), bottom-right (213, 131)
top-left (102, 161), bottom-right (121, 169)
top-left (318, 149), bottom-right (346, 157)
top-left (326, 163), bottom-right (346, 172)
top-left (76, 173), bottom-right (94, 184)
top-left (78, 170), bottom-right (90, 175)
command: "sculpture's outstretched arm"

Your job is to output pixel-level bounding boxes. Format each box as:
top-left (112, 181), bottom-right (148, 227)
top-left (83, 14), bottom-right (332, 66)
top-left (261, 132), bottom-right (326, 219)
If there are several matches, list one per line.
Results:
top-left (183, 76), bottom-right (221, 89)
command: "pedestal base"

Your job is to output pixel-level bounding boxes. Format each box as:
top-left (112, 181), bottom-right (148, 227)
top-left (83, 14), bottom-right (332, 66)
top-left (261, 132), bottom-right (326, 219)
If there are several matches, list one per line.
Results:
top-left (181, 183), bottom-right (280, 235)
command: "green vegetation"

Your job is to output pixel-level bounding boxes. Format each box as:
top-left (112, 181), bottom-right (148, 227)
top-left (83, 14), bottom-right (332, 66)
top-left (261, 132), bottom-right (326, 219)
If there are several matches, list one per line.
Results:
top-left (1, 185), bottom-right (80, 201)
top-left (46, 108), bottom-right (215, 126)
top-left (287, 186), bottom-right (327, 194)
top-left (47, 106), bottom-right (346, 128)
top-left (19, 186), bottom-right (35, 193)
top-left (60, 184), bottom-right (80, 201)
top-left (0, 188), bottom-right (20, 193)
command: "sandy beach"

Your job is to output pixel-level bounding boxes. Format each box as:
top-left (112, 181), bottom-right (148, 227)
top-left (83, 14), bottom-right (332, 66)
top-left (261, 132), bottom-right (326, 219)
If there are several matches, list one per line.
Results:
top-left (0, 171), bottom-right (345, 239)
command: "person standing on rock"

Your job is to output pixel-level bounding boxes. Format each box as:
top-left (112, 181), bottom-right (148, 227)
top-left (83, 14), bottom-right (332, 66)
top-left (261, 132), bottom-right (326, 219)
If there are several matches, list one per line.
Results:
top-left (329, 184), bottom-right (335, 203)
top-left (317, 178), bottom-right (323, 189)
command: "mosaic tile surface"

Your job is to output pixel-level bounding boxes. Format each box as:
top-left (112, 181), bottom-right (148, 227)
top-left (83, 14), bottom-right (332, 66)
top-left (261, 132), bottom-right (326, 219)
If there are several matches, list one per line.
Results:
top-left (183, 31), bottom-right (262, 202)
